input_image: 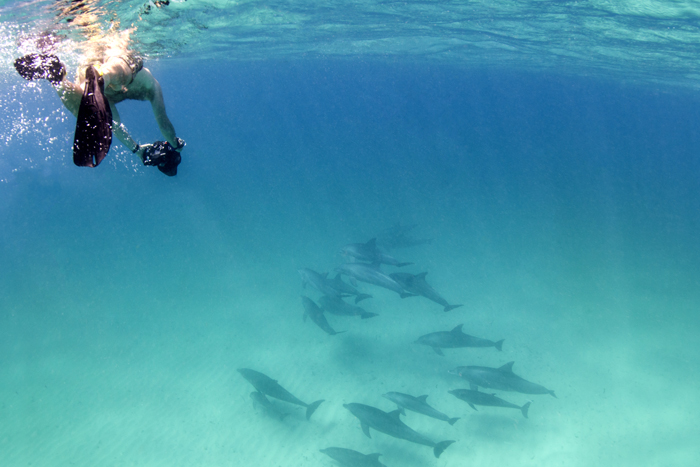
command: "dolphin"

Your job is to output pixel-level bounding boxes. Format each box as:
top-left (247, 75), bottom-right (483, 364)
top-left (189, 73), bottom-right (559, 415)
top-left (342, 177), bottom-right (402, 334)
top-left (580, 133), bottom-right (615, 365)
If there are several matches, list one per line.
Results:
top-left (341, 238), bottom-right (412, 267)
top-left (298, 268), bottom-right (371, 303)
top-left (298, 268), bottom-right (344, 297)
top-left (327, 273), bottom-right (373, 303)
top-left (237, 368), bottom-right (324, 419)
top-left (302, 296), bottom-right (345, 335)
top-left (250, 391), bottom-right (289, 421)
top-left (376, 222), bottom-right (432, 250)
top-left (448, 388), bottom-right (531, 419)
top-left (449, 362), bottom-right (556, 398)
top-left (319, 447), bottom-right (386, 467)
top-left (318, 295), bottom-right (378, 319)
top-left (389, 272), bottom-right (462, 312)
top-left (343, 402), bottom-right (455, 458)
top-left (336, 263), bottom-right (414, 298)
top-left (415, 324), bottom-right (504, 356)
top-left (382, 392), bottom-right (459, 425)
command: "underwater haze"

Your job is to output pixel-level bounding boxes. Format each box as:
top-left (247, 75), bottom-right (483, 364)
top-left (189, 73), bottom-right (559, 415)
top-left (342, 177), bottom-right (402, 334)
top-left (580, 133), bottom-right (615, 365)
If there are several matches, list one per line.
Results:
top-left (2, 1), bottom-right (700, 466)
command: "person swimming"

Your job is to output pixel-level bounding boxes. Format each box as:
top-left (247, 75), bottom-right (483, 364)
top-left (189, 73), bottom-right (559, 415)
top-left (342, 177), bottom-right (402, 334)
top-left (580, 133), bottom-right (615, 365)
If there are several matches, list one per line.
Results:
top-left (14, 52), bottom-right (185, 176)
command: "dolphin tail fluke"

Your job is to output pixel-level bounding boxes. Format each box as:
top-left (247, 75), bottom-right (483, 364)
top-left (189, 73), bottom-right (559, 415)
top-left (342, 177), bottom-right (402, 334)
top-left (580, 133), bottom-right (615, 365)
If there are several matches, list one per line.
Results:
top-left (395, 262), bottom-right (413, 267)
top-left (549, 390), bottom-right (557, 398)
top-left (447, 417), bottom-right (460, 426)
top-left (306, 399), bottom-right (324, 420)
top-left (355, 293), bottom-right (372, 303)
top-left (521, 402), bottom-right (531, 419)
top-left (443, 304), bottom-right (463, 312)
top-left (433, 440), bottom-right (455, 458)
top-left (360, 312), bottom-right (379, 319)
top-left (494, 339), bottom-right (505, 351)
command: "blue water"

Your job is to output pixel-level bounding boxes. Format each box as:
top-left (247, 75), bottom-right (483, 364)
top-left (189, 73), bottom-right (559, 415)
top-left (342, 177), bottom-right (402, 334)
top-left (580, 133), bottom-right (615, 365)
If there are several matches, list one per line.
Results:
top-left (2, 17), bottom-right (700, 467)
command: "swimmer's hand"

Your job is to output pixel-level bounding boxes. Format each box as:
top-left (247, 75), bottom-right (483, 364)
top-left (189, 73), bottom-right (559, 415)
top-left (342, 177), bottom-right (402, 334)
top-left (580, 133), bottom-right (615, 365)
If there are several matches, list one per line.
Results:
top-left (174, 137), bottom-right (186, 152)
top-left (134, 143), bottom-right (152, 163)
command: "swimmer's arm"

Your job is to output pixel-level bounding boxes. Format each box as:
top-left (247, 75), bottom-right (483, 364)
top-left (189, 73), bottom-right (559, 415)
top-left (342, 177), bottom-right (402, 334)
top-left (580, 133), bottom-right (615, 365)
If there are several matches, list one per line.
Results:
top-left (53, 80), bottom-right (81, 117)
top-left (143, 70), bottom-right (179, 149)
top-left (109, 102), bottom-right (144, 161)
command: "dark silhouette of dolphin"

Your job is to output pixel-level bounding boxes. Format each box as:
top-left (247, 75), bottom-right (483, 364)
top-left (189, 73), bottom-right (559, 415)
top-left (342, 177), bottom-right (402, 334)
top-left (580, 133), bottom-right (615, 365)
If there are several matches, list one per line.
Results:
top-left (416, 324), bottom-right (504, 356)
top-left (343, 402), bottom-right (455, 458)
top-left (238, 368), bottom-right (324, 419)
top-left (450, 362), bottom-right (556, 398)
top-left (449, 388), bottom-right (531, 418)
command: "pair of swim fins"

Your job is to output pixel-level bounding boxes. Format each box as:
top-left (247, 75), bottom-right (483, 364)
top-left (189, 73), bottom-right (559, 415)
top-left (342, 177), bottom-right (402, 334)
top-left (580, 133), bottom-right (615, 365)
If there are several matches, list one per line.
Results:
top-left (15, 54), bottom-right (112, 167)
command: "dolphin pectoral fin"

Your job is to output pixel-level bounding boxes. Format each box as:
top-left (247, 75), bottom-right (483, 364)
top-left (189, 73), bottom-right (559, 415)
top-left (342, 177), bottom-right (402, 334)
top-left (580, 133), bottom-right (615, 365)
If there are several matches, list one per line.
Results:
top-left (448, 417), bottom-right (460, 425)
top-left (433, 440), bottom-right (455, 459)
top-left (468, 403), bottom-right (477, 411)
top-left (444, 304), bottom-right (463, 312)
top-left (400, 292), bottom-right (417, 299)
top-left (494, 339), bottom-right (505, 351)
top-left (361, 422), bottom-right (371, 438)
top-left (305, 400), bottom-right (324, 420)
top-left (432, 347), bottom-right (445, 356)
top-left (355, 293), bottom-right (372, 303)
top-left (521, 402), bottom-right (531, 419)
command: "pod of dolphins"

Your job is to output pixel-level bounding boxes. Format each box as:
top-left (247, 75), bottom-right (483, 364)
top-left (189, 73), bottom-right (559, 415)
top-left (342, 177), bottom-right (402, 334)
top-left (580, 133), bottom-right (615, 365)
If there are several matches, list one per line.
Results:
top-left (237, 225), bottom-right (556, 466)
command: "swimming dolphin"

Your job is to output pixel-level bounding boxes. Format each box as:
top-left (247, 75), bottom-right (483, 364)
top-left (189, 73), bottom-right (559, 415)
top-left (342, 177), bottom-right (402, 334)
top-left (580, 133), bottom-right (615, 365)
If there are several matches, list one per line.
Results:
top-left (319, 447), bottom-right (386, 467)
top-left (318, 295), bottom-right (378, 319)
top-left (336, 263), bottom-right (413, 298)
top-left (298, 268), bottom-right (372, 303)
top-left (448, 388), bottom-right (531, 418)
top-left (250, 391), bottom-right (289, 421)
top-left (389, 272), bottom-right (462, 312)
top-left (327, 273), bottom-right (373, 303)
top-left (343, 403), bottom-right (455, 458)
top-left (382, 392), bottom-right (459, 425)
top-left (376, 222), bottom-right (432, 250)
top-left (237, 368), bottom-right (324, 419)
top-left (341, 238), bottom-right (412, 267)
top-left (302, 296), bottom-right (345, 335)
top-left (449, 362), bottom-right (556, 398)
top-left (416, 324), bottom-right (503, 356)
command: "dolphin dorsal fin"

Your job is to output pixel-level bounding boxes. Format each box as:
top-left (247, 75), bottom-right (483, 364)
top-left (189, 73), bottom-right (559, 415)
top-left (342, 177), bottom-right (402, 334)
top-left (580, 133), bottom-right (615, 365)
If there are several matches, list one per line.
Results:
top-left (366, 238), bottom-right (377, 249)
top-left (321, 272), bottom-right (328, 279)
top-left (417, 395), bottom-right (428, 403)
top-left (499, 361), bottom-right (515, 373)
top-left (388, 409), bottom-right (403, 420)
top-left (416, 272), bottom-right (428, 280)
top-left (451, 324), bottom-right (464, 334)
top-left (332, 273), bottom-right (343, 283)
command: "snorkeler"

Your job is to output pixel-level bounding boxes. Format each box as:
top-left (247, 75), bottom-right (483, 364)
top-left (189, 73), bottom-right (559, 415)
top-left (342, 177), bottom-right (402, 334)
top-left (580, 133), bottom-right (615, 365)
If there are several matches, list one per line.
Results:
top-left (14, 53), bottom-right (185, 176)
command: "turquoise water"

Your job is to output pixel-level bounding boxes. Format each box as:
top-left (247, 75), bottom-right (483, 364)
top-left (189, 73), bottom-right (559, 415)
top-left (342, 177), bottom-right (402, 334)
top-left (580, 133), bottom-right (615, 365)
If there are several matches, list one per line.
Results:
top-left (2, 2), bottom-right (700, 466)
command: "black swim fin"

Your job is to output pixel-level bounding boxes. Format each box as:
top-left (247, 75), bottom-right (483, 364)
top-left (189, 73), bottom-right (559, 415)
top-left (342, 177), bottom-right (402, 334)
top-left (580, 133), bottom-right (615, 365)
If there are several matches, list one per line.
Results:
top-left (14, 53), bottom-right (66, 84)
top-left (73, 65), bottom-right (112, 167)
